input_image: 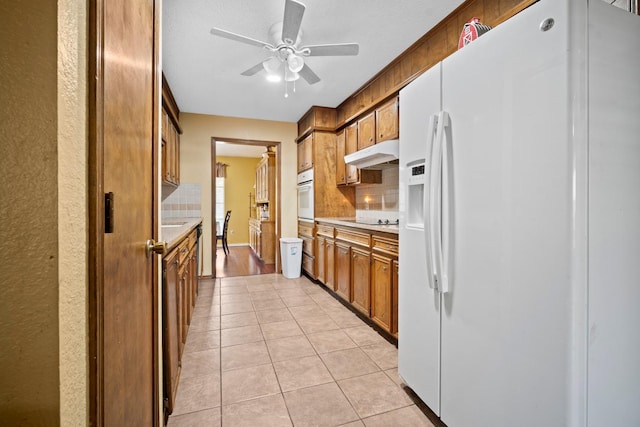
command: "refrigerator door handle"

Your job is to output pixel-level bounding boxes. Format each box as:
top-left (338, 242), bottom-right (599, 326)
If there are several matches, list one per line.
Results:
top-left (438, 111), bottom-right (451, 294)
top-left (430, 111), bottom-right (445, 293)
top-left (424, 114), bottom-right (438, 290)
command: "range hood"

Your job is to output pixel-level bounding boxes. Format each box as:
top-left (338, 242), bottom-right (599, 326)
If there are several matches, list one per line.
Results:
top-left (344, 139), bottom-right (399, 169)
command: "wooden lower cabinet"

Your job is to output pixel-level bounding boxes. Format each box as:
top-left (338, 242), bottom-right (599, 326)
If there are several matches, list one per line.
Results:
top-left (316, 221), bottom-right (398, 336)
top-left (249, 219), bottom-right (275, 264)
top-left (371, 254), bottom-right (393, 331)
top-left (162, 249), bottom-right (180, 415)
top-left (299, 221), bottom-right (316, 278)
top-left (162, 227), bottom-right (199, 418)
top-left (316, 236), bottom-right (326, 284)
top-left (325, 239), bottom-right (335, 291)
top-left (335, 242), bottom-right (351, 301)
top-left (392, 260), bottom-right (399, 338)
top-left (351, 247), bottom-right (371, 316)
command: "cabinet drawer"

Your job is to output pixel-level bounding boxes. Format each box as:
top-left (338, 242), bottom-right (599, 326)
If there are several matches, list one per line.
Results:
top-left (335, 227), bottom-right (370, 248)
top-left (302, 253), bottom-right (315, 277)
top-left (187, 230), bottom-right (197, 251)
top-left (372, 235), bottom-right (398, 257)
top-left (316, 224), bottom-right (334, 238)
top-left (178, 239), bottom-right (190, 265)
top-left (298, 221), bottom-right (315, 238)
top-left (300, 235), bottom-right (315, 256)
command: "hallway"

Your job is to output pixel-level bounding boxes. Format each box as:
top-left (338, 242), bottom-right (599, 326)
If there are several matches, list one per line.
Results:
top-left (166, 274), bottom-right (434, 426)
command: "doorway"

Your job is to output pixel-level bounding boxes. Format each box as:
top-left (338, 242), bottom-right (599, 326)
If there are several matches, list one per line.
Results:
top-left (211, 137), bottom-right (282, 278)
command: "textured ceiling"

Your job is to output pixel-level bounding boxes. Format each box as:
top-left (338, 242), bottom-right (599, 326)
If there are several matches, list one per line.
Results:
top-left (162, 0), bottom-right (465, 123)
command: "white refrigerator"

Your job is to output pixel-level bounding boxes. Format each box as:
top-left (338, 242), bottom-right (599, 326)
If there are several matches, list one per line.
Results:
top-left (398, 1), bottom-right (640, 426)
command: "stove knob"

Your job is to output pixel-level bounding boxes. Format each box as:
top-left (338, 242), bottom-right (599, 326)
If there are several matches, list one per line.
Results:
top-left (385, 219), bottom-right (390, 225)
top-left (377, 219), bottom-right (383, 224)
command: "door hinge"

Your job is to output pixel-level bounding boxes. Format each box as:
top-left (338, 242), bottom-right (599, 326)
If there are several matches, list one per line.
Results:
top-left (105, 192), bottom-right (114, 233)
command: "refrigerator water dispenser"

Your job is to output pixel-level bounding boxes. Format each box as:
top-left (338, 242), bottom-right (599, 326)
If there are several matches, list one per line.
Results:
top-left (406, 161), bottom-right (426, 227)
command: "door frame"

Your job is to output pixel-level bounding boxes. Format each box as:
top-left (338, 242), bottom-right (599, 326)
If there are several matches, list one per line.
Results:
top-left (211, 137), bottom-right (283, 276)
top-left (88, 0), bottom-right (161, 424)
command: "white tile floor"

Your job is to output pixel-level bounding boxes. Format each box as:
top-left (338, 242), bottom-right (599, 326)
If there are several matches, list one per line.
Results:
top-left (167, 274), bottom-right (435, 427)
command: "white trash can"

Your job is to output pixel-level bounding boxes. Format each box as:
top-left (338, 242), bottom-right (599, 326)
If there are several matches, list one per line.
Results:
top-left (280, 237), bottom-right (303, 279)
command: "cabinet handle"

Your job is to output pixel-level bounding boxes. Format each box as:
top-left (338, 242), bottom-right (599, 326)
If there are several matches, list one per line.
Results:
top-left (383, 266), bottom-right (387, 271)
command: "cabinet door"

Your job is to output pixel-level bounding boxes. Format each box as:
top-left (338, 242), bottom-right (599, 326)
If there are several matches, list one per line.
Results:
top-left (371, 254), bottom-right (392, 332)
top-left (345, 122), bottom-right (359, 184)
top-left (316, 236), bottom-right (326, 284)
top-left (174, 128), bottom-right (180, 185)
top-left (168, 126), bottom-right (176, 183)
top-left (336, 130), bottom-right (346, 185)
top-left (326, 239), bottom-right (335, 291)
top-left (161, 139), bottom-right (168, 183)
top-left (375, 97), bottom-right (399, 143)
top-left (392, 260), bottom-right (398, 338)
top-left (358, 111), bottom-right (375, 150)
top-left (304, 136), bottom-right (313, 170)
top-left (162, 252), bottom-right (180, 414)
top-left (335, 242), bottom-right (351, 301)
top-left (179, 265), bottom-right (189, 354)
top-left (298, 134), bottom-right (313, 172)
top-left (351, 247), bottom-right (371, 316)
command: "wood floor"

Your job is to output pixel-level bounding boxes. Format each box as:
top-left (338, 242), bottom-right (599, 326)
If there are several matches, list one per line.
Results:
top-left (215, 246), bottom-right (275, 278)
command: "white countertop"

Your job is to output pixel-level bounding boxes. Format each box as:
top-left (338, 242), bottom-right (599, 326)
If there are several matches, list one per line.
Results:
top-left (161, 217), bottom-right (203, 251)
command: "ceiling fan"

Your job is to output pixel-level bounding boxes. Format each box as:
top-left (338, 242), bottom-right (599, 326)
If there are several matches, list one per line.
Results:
top-left (210, 0), bottom-right (359, 92)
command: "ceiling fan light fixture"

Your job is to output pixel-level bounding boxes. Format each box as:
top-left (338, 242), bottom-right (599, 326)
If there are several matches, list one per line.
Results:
top-left (287, 53), bottom-right (304, 73)
top-left (266, 73), bottom-right (282, 83)
top-left (262, 57), bottom-right (282, 74)
top-left (284, 71), bottom-right (300, 82)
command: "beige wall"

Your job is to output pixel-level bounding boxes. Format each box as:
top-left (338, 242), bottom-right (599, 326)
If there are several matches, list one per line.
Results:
top-left (0, 1), bottom-right (88, 424)
top-left (0, 1), bottom-right (85, 424)
top-left (180, 113), bottom-right (298, 276)
top-left (216, 156), bottom-right (262, 245)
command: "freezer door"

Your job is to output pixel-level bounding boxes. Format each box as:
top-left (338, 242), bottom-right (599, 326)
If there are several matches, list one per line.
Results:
top-left (398, 62), bottom-right (442, 415)
top-left (439, 1), bottom-right (573, 426)
top-left (587, 2), bottom-right (640, 426)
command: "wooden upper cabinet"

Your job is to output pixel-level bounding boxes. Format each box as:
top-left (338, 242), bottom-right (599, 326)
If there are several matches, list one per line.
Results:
top-left (376, 97), bottom-right (399, 142)
top-left (336, 130), bottom-right (346, 186)
top-left (162, 75), bottom-right (181, 187)
top-left (345, 122), bottom-right (359, 184)
top-left (357, 111), bottom-right (376, 150)
top-left (297, 134), bottom-right (313, 173)
top-left (297, 106), bottom-right (337, 136)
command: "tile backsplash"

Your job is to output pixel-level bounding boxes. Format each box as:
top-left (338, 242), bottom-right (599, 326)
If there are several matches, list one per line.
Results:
top-left (355, 167), bottom-right (399, 222)
top-left (162, 183), bottom-right (202, 219)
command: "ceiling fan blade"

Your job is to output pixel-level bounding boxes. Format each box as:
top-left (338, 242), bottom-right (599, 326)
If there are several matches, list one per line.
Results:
top-left (241, 62), bottom-right (265, 76)
top-left (210, 27), bottom-right (274, 49)
top-left (299, 63), bottom-right (320, 85)
top-left (282, 0), bottom-right (305, 45)
top-left (302, 43), bottom-right (360, 56)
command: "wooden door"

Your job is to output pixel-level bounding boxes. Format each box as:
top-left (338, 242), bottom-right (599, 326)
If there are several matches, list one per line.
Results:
top-left (316, 236), bottom-right (326, 284)
top-left (326, 239), bottom-right (335, 291)
top-left (90, 0), bottom-right (159, 424)
top-left (345, 123), bottom-right (359, 184)
top-left (336, 130), bottom-right (346, 185)
top-left (351, 247), bottom-right (371, 316)
top-left (335, 242), bottom-right (351, 301)
top-left (357, 112), bottom-right (375, 150)
top-left (375, 97), bottom-right (399, 143)
top-left (162, 250), bottom-right (180, 414)
top-left (371, 254), bottom-right (392, 332)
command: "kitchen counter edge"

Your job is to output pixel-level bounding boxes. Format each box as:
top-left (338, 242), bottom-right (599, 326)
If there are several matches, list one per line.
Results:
top-left (315, 217), bottom-right (399, 235)
top-left (162, 217), bottom-right (203, 252)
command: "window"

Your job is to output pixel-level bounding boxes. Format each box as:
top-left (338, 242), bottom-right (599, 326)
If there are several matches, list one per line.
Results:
top-left (215, 177), bottom-right (225, 232)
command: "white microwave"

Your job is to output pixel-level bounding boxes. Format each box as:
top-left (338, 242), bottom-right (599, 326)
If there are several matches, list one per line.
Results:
top-left (297, 170), bottom-right (314, 221)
